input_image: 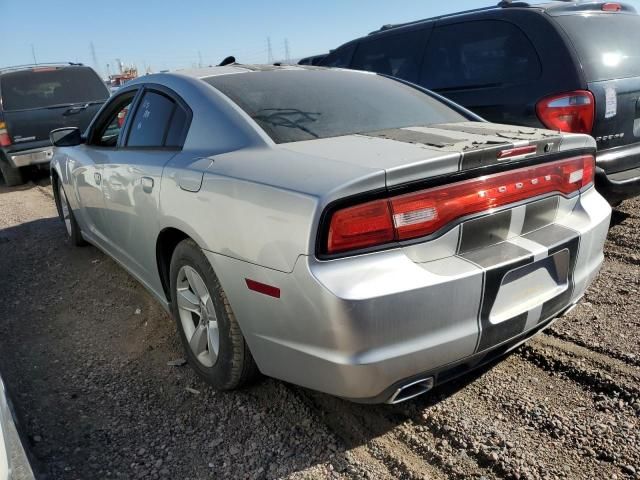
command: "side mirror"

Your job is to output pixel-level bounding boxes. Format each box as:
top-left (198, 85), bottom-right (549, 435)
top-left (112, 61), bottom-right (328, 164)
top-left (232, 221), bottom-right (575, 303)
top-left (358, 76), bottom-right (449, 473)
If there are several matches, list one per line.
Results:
top-left (50, 127), bottom-right (83, 147)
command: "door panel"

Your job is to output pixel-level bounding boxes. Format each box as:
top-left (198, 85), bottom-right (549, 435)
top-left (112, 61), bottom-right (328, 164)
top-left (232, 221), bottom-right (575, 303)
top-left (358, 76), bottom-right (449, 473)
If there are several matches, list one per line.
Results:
top-left (100, 150), bottom-right (176, 294)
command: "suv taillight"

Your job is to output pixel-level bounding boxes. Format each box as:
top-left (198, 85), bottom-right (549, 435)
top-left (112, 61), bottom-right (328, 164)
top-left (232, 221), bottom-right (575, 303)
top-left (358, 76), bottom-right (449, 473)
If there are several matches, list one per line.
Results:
top-left (325, 155), bottom-right (595, 255)
top-left (0, 122), bottom-right (11, 147)
top-left (536, 91), bottom-right (595, 134)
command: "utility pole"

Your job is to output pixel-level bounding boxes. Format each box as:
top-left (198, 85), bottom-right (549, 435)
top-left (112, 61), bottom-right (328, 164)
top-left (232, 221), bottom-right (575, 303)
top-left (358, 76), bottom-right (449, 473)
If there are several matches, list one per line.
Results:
top-left (90, 42), bottom-right (100, 76)
top-left (267, 37), bottom-right (273, 64)
top-left (31, 44), bottom-right (38, 65)
top-left (284, 38), bottom-right (291, 64)
top-left (198, 51), bottom-right (203, 68)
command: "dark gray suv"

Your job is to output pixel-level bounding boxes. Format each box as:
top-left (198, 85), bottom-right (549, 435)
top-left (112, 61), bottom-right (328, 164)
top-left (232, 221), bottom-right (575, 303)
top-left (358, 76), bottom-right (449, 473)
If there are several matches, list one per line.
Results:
top-left (0, 63), bottom-right (109, 186)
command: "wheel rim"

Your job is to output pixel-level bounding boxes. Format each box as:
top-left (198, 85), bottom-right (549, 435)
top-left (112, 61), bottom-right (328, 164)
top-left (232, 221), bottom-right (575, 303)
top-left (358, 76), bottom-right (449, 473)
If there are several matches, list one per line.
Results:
top-left (176, 266), bottom-right (219, 367)
top-left (58, 184), bottom-right (72, 237)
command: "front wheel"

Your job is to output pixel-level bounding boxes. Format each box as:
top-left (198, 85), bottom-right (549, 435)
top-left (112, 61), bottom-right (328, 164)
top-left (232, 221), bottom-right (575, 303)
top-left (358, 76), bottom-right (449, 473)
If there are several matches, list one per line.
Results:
top-left (169, 239), bottom-right (259, 390)
top-left (55, 181), bottom-right (87, 246)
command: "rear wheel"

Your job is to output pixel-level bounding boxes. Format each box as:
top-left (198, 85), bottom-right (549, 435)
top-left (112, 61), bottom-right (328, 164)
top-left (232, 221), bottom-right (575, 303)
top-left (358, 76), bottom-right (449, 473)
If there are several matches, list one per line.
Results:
top-left (170, 239), bottom-right (259, 390)
top-left (0, 161), bottom-right (24, 187)
top-left (55, 181), bottom-right (86, 246)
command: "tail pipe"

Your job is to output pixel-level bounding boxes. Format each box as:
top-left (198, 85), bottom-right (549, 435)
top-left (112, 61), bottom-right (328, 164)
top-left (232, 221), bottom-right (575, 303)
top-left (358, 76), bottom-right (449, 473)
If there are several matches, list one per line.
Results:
top-left (386, 377), bottom-right (434, 404)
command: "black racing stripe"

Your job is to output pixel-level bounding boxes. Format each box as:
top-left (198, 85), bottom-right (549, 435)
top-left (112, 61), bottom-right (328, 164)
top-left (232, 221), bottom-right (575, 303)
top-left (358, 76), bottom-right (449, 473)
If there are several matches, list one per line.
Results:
top-left (523, 223), bottom-right (576, 249)
top-left (434, 123), bottom-right (563, 144)
top-left (539, 236), bottom-right (580, 323)
top-left (522, 197), bottom-right (559, 234)
top-left (363, 128), bottom-right (460, 148)
top-left (460, 144), bottom-right (512, 171)
top-left (460, 241), bottom-right (531, 269)
top-left (477, 312), bottom-right (529, 352)
top-left (458, 210), bottom-right (512, 254)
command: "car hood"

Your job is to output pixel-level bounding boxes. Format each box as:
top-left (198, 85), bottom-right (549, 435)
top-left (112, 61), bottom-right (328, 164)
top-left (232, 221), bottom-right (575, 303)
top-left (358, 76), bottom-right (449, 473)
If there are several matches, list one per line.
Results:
top-left (279, 121), bottom-right (569, 187)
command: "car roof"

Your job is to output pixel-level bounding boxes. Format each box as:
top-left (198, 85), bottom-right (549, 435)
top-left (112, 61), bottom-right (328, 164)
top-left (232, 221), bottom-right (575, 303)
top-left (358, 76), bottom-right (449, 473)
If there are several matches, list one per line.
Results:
top-left (0, 62), bottom-right (86, 75)
top-left (175, 64), bottom-right (332, 80)
top-left (368, 1), bottom-right (636, 35)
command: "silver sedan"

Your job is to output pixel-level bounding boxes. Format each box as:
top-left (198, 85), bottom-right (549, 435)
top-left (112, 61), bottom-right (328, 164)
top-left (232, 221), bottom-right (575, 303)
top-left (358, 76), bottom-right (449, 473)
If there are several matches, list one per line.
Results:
top-left (50, 66), bottom-right (611, 403)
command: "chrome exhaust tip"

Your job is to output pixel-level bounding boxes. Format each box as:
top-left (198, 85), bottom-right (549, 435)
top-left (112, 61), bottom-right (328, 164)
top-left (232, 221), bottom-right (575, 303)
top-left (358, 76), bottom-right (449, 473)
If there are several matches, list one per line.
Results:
top-left (387, 377), bottom-right (434, 404)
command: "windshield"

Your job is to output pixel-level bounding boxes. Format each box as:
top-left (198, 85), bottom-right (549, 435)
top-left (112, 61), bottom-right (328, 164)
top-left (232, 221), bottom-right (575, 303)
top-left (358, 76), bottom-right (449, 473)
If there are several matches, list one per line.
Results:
top-left (554, 13), bottom-right (640, 82)
top-left (204, 69), bottom-right (467, 143)
top-left (0, 66), bottom-right (109, 111)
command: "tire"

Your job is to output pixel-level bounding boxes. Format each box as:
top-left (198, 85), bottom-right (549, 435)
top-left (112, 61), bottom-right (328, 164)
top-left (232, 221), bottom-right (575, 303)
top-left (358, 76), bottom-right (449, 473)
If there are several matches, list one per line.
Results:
top-left (0, 160), bottom-right (24, 187)
top-left (170, 239), bottom-right (260, 390)
top-left (54, 179), bottom-right (87, 247)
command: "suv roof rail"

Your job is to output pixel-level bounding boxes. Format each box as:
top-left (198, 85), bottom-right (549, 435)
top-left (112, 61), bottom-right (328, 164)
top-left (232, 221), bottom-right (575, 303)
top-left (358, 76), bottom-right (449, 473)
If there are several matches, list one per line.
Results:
top-left (368, 2), bottom-right (534, 35)
top-left (0, 62), bottom-right (84, 74)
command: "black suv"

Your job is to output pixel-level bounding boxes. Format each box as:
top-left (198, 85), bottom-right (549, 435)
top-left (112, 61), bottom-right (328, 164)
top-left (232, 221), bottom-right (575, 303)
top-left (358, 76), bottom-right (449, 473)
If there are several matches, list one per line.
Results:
top-left (319, 1), bottom-right (640, 204)
top-left (0, 63), bottom-right (109, 186)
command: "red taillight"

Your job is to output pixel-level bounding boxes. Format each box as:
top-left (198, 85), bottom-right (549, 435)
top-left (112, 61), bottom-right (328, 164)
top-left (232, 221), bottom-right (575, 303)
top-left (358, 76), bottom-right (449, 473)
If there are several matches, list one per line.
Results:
top-left (327, 198), bottom-right (394, 254)
top-left (325, 156), bottom-right (595, 255)
top-left (536, 91), bottom-right (595, 134)
top-left (602, 2), bottom-right (622, 11)
top-left (0, 122), bottom-right (11, 147)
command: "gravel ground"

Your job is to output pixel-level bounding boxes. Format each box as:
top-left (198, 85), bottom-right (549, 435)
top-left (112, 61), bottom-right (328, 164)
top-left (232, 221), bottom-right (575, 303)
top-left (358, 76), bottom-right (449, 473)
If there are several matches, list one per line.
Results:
top-left (0, 174), bottom-right (638, 480)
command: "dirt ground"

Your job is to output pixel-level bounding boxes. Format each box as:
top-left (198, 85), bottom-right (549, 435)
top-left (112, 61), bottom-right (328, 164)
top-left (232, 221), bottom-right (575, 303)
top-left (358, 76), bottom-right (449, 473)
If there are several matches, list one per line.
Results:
top-left (0, 174), bottom-right (638, 480)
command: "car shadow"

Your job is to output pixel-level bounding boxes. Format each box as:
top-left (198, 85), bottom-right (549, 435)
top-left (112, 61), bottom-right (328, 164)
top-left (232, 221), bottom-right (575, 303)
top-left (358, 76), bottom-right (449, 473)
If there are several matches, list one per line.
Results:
top-left (0, 214), bottom-right (514, 479)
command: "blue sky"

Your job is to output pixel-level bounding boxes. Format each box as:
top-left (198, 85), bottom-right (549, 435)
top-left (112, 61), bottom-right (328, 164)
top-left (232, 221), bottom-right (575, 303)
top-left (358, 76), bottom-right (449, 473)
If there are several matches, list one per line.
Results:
top-left (3, 0), bottom-right (640, 77)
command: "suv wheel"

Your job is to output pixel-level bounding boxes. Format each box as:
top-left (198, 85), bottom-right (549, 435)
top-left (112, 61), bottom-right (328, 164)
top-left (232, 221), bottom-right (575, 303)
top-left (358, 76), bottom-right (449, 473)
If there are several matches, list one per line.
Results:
top-left (0, 161), bottom-right (24, 187)
top-left (169, 239), bottom-right (260, 390)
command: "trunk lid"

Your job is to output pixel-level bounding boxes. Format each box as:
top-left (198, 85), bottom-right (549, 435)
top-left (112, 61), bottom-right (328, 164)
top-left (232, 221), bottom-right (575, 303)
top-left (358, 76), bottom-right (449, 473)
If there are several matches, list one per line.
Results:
top-left (281, 122), bottom-right (567, 187)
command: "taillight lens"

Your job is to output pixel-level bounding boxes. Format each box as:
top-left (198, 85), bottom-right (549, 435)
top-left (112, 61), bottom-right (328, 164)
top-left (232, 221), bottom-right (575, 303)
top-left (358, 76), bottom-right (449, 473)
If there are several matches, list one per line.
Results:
top-left (602, 2), bottom-right (622, 11)
top-left (325, 155), bottom-right (594, 255)
top-left (0, 122), bottom-right (11, 147)
top-left (536, 91), bottom-right (595, 134)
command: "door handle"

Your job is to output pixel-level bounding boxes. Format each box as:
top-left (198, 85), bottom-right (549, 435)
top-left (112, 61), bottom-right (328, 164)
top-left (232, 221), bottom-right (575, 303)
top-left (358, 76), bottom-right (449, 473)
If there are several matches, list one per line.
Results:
top-left (94, 172), bottom-right (101, 185)
top-left (141, 176), bottom-right (154, 193)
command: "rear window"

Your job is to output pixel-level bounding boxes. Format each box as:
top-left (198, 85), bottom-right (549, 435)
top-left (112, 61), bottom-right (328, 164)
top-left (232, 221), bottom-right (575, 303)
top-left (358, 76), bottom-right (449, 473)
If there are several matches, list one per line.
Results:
top-left (205, 70), bottom-right (467, 144)
top-left (422, 20), bottom-right (541, 90)
top-left (554, 14), bottom-right (640, 81)
top-left (0, 66), bottom-right (109, 111)
top-left (351, 28), bottom-right (429, 83)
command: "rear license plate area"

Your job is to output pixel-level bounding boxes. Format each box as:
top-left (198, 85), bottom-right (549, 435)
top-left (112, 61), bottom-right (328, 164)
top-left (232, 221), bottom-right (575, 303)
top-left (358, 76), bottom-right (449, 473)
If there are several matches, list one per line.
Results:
top-left (490, 249), bottom-right (570, 325)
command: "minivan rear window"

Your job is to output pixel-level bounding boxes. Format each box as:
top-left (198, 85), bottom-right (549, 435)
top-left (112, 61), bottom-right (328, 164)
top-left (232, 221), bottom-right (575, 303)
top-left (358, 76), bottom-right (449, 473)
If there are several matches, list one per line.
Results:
top-left (554, 14), bottom-right (640, 82)
top-left (422, 20), bottom-right (541, 90)
top-left (0, 66), bottom-right (109, 111)
top-left (205, 69), bottom-right (467, 144)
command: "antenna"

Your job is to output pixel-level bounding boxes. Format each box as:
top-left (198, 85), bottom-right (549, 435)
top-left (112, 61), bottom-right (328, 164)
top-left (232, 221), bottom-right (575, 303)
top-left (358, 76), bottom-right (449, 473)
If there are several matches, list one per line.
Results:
top-left (267, 37), bottom-right (273, 64)
top-left (31, 44), bottom-right (38, 65)
top-left (284, 38), bottom-right (291, 64)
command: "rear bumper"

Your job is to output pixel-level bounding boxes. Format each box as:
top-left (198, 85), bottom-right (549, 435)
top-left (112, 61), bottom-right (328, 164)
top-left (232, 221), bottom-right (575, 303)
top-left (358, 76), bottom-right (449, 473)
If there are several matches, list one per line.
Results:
top-left (5, 146), bottom-right (54, 168)
top-left (595, 143), bottom-right (640, 203)
top-left (206, 189), bottom-right (611, 403)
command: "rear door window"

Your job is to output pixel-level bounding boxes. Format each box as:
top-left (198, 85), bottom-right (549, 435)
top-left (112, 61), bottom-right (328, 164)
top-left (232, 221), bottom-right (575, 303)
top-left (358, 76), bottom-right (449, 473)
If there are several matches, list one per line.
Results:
top-left (553, 14), bottom-right (640, 81)
top-left (0, 66), bottom-right (109, 111)
top-left (126, 91), bottom-right (176, 148)
top-left (422, 20), bottom-right (541, 90)
top-left (351, 29), bottom-right (428, 83)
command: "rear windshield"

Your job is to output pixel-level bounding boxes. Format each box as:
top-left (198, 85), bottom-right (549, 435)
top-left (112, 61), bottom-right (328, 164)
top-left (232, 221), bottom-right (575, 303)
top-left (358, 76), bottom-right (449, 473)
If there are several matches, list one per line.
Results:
top-left (204, 69), bottom-right (467, 144)
top-left (0, 66), bottom-right (109, 111)
top-left (554, 14), bottom-right (640, 81)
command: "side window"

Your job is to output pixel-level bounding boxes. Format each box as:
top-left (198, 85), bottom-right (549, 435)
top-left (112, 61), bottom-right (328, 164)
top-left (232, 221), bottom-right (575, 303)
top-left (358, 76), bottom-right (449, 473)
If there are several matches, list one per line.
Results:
top-left (165, 106), bottom-right (188, 148)
top-left (351, 29), bottom-right (428, 82)
top-left (127, 91), bottom-right (175, 148)
top-left (91, 92), bottom-right (135, 147)
top-left (422, 20), bottom-right (541, 90)
top-left (320, 43), bottom-right (357, 68)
